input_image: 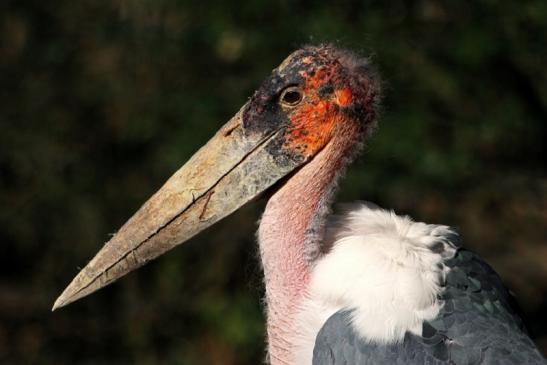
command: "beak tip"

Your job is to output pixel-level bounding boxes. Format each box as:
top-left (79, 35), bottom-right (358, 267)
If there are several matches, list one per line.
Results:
top-left (51, 296), bottom-right (65, 312)
top-left (52, 287), bottom-right (74, 312)
top-left (52, 278), bottom-right (83, 312)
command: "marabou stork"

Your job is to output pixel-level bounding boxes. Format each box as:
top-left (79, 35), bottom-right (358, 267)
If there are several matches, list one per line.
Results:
top-left (53, 45), bottom-right (546, 364)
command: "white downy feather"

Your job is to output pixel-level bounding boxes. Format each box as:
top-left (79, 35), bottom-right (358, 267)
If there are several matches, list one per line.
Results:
top-left (292, 202), bottom-right (457, 364)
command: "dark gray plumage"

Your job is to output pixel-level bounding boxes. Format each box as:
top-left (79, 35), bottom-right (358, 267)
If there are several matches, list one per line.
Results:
top-left (313, 244), bottom-right (546, 365)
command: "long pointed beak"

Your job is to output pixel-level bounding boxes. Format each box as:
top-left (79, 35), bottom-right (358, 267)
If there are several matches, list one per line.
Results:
top-left (53, 105), bottom-right (303, 310)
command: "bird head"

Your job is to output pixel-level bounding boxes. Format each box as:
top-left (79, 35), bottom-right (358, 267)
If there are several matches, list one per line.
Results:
top-left (244, 45), bottom-right (378, 162)
top-left (52, 45), bottom-right (379, 310)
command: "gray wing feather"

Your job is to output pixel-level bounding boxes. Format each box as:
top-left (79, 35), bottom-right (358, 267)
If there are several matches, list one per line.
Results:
top-left (313, 249), bottom-right (546, 365)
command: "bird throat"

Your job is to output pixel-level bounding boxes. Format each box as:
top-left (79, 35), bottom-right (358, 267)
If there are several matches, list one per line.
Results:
top-left (258, 129), bottom-right (360, 364)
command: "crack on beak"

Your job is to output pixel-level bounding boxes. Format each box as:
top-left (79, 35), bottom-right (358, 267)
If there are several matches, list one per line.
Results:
top-left (198, 190), bottom-right (215, 221)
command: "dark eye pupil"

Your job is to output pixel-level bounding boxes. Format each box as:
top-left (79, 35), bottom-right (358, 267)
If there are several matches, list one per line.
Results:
top-left (283, 90), bottom-right (302, 105)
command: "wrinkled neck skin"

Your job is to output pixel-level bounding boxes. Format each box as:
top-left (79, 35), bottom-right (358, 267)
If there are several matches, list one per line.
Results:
top-left (258, 129), bottom-right (360, 365)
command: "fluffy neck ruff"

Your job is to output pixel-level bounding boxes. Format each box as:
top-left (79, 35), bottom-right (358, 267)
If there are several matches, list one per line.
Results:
top-left (292, 204), bottom-right (458, 364)
top-left (258, 127), bottom-right (361, 365)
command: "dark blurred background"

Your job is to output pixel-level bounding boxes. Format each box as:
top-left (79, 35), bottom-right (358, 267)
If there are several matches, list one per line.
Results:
top-left (1, 0), bottom-right (546, 364)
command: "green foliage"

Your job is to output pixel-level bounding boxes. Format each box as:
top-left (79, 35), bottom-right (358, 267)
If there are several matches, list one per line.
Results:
top-left (1, 0), bottom-right (545, 363)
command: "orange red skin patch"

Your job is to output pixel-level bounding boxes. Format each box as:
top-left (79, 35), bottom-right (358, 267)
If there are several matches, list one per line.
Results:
top-left (284, 68), bottom-right (355, 157)
top-left (335, 88), bottom-right (353, 107)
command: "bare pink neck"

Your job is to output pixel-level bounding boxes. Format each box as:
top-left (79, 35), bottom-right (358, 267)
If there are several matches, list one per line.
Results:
top-left (258, 135), bottom-right (356, 364)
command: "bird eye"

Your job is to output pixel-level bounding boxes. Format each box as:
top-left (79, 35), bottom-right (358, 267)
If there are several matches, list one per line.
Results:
top-left (280, 86), bottom-right (303, 107)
